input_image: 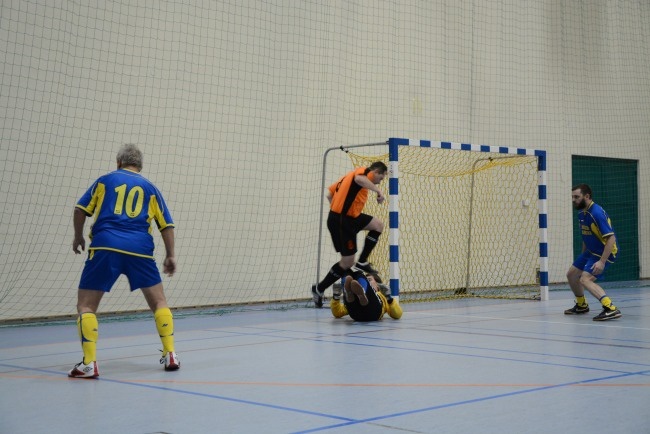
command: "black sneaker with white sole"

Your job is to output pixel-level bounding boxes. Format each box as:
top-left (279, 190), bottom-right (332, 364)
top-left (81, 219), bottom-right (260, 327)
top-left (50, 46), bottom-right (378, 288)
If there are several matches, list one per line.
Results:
top-left (311, 285), bottom-right (324, 308)
top-left (564, 304), bottom-right (590, 315)
top-left (593, 307), bottom-right (622, 321)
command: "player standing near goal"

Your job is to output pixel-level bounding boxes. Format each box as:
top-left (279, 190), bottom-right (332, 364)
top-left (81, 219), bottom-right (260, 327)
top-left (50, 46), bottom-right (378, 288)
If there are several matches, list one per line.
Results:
top-left (68, 144), bottom-right (180, 378)
top-left (330, 269), bottom-right (402, 321)
top-left (312, 161), bottom-right (388, 308)
top-left (564, 184), bottom-right (622, 321)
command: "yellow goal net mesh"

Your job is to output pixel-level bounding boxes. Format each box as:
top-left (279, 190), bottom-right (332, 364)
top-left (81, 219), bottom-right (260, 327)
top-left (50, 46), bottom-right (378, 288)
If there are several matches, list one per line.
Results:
top-left (347, 146), bottom-right (540, 301)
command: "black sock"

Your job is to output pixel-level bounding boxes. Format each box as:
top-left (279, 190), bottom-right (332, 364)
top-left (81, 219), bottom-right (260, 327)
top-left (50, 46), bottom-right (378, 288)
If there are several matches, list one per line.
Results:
top-left (358, 230), bottom-right (381, 263)
top-left (317, 263), bottom-right (346, 292)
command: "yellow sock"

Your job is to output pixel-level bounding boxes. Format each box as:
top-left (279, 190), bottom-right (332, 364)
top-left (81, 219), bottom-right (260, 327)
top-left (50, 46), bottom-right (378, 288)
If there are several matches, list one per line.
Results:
top-left (77, 313), bottom-right (98, 364)
top-left (154, 308), bottom-right (175, 355)
top-left (576, 296), bottom-right (587, 307)
top-left (599, 296), bottom-right (615, 310)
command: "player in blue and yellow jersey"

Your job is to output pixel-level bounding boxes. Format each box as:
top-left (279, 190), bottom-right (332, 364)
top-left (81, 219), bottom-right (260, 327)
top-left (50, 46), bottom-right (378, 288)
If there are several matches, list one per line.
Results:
top-left (312, 161), bottom-right (387, 308)
top-left (330, 269), bottom-right (402, 321)
top-left (565, 184), bottom-right (622, 321)
top-left (68, 144), bottom-right (180, 378)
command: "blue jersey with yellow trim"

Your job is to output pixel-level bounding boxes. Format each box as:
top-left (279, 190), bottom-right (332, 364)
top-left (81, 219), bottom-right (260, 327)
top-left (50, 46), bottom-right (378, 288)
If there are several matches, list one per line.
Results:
top-left (578, 202), bottom-right (617, 261)
top-left (76, 169), bottom-right (174, 257)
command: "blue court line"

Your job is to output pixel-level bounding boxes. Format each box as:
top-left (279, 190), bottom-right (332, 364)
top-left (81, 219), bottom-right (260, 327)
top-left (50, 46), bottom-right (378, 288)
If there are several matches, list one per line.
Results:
top-left (4, 323), bottom-right (644, 377)
top-left (421, 321), bottom-right (650, 345)
top-left (347, 334), bottom-right (650, 368)
top-left (3, 362), bottom-right (648, 433)
top-left (188, 327), bottom-right (650, 375)
top-left (315, 338), bottom-right (643, 375)
top-left (191, 325), bottom-right (650, 372)
top-left (237, 319), bottom-right (650, 352)
top-left (3, 316), bottom-right (646, 382)
top-left (0, 362), bottom-right (356, 423)
top-left (290, 369), bottom-right (650, 434)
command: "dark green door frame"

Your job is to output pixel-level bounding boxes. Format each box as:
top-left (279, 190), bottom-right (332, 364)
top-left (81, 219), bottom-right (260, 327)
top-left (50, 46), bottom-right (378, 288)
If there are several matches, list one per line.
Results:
top-left (571, 156), bottom-right (639, 281)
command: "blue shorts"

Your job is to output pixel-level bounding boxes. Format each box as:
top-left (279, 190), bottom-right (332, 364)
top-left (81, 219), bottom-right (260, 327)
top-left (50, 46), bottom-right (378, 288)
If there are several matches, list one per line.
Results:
top-left (572, 251), bottom-right (611, 281)
top-left (79, 249), bottom-right (162, 292)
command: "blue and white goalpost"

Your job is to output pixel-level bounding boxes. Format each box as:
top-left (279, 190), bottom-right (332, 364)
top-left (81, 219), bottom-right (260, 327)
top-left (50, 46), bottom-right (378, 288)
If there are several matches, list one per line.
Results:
top-left (387, 138), bottom-right (549, 301)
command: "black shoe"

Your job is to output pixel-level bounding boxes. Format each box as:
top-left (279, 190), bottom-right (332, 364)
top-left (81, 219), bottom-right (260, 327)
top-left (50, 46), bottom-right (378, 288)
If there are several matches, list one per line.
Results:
top-left (593, 307), bottom-right (622, 321)
top-left (355, 262), bottom-right (378, 275)
top-left (564, 304), bottom-right (589, 315)
top-left (311, 285), bottom-right (324, 308)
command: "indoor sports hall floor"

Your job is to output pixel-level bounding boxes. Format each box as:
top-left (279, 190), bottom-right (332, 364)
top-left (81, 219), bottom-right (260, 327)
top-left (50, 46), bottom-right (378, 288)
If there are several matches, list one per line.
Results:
top-left (1, 283), bottom-right (649, 434)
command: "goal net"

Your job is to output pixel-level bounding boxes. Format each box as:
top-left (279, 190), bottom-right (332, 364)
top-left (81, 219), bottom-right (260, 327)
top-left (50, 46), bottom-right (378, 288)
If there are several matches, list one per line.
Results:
top-left (344, 139), bottom-right (547, 302)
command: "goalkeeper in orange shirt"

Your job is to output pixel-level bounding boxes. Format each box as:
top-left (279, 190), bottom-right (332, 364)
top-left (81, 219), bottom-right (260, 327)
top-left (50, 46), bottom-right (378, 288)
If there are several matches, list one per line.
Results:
top-left (312, 161), bottom-right (388, 308)
top-left (330, 269), bottom-right (402, 321)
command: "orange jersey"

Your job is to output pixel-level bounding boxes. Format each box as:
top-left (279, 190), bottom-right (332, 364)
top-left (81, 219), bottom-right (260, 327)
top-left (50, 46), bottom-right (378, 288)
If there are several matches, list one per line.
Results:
top-left (328, 167), bottom-right (376, 217)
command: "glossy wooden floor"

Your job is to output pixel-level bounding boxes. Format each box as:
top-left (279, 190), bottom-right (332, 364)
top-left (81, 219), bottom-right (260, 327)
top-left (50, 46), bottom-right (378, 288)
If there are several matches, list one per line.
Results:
top-left (1, 285), bottom-right (649, 434)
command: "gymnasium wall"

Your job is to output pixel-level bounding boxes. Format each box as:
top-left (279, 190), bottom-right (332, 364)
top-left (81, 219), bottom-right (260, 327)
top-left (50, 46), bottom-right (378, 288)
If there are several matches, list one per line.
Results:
top-left (1, 0), bottom-right (648, 320)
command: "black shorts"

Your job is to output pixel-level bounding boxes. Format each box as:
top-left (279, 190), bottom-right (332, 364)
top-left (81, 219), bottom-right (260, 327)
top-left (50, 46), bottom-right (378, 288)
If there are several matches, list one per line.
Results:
top-left (344, 271), bottom-right (385, 322)
top-left (327, 211), bottom-right (373, 256)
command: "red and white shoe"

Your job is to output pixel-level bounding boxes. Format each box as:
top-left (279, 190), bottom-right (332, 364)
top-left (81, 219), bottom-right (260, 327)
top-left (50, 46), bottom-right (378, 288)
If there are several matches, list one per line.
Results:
top-left (68, 360), bottom-right (99, 378)
top-left (160, 351), bottom-right (180, 371)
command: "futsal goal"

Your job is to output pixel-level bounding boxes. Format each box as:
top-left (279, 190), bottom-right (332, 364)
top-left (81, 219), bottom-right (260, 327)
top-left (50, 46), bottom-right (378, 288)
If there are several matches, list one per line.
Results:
top-left (322, 138), bottom-right (548, 302)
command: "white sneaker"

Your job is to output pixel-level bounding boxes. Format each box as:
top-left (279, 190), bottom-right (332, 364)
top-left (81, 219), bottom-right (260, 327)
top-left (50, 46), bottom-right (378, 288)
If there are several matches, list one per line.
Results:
top-left (68, 360), bottom-right (99, 378)
top-left (160, 351), bottom-right (180, 371)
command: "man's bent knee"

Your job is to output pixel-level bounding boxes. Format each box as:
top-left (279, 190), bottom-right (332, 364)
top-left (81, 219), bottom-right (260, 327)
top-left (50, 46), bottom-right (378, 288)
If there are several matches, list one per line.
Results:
top-left (579, 273), bottom-right (596, 286)
top-left (567, 266), bottom-right (581, 281)
top-left (365, 218), bottom-right (383, 232)
top-left (339, 256), bottom-right (356, 269)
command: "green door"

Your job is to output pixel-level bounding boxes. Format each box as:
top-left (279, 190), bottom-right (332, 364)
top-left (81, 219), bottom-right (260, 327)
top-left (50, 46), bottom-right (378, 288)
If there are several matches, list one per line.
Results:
top-left (572, 156), bottom-right (639, 281)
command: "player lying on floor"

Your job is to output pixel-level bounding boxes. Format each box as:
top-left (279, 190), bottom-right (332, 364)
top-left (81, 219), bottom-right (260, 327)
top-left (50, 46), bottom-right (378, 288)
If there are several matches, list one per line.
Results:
top-left (330, 269), bottom-right (402, 321)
